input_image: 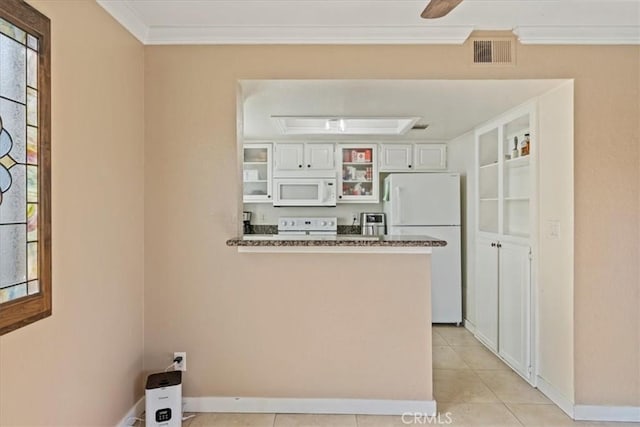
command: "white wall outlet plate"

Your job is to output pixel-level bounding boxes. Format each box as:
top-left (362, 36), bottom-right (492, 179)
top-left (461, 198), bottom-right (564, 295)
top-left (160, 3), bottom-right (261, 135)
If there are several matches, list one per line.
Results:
top-left (547, 220), bottom-right (560, 239)
top-left (174, 352), bottom-right (187, 371)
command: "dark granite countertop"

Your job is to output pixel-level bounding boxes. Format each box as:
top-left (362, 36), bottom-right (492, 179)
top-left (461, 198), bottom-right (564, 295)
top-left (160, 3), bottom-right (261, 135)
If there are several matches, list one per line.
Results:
top-left (226, 234), bottom-right (447, 247)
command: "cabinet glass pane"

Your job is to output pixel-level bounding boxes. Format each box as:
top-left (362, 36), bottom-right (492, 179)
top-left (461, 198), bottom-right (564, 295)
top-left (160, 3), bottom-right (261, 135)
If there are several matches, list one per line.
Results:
top-left (503, 114), bottom-right (530, 161)
top-left (341, 147), bottom-right (374, 197)
top-left (502, 113), bottom-right (530, 238)
top-left (478, 128), bottom-right (498, 167)
top-left (479, 165), bottom-right (498, 199)
top-left (504, 200), bottom-right (529, 238)
top-left (479, 200), bottom-right (498, 234)
top-left (342, 147), bottom-right (372, 164)
top-left (243, 164), bottom-right (267, 181)
top-left (503, 161), bottom-right (530, 199)
top-left (243, 182), bottom-right (268, 197)
top-left (244, 147), bottom-right (268, 162)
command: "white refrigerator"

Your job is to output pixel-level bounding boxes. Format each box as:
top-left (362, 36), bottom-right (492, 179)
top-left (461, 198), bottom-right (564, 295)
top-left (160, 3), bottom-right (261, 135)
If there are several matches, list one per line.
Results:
top-left (383, 173), bottom-right (462, 324)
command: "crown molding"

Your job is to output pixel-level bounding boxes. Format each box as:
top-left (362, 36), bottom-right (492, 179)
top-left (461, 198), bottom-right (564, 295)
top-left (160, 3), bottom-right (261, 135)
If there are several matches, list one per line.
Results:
top-left (515, 26), bottom-right (640, 45)
top-left (96, 1), bottom-right (639, 46)
top-left (97, 0), bottom-right (148, 43)
top-left (144, 26), bottom-right (474, 45)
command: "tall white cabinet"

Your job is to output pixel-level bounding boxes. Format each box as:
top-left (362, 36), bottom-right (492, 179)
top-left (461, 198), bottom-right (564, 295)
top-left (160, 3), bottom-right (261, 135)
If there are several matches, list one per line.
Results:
top-left (474, 103), bottom-right (536, 383)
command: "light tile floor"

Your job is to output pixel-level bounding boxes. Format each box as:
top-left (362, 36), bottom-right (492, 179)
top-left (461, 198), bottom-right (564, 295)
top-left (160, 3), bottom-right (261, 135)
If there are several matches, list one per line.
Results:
top-left (141, 326), bottom-right (639, 427)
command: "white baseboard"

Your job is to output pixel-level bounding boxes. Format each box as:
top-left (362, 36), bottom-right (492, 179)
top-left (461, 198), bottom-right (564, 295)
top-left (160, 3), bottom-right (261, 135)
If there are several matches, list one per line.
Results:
top-left (183, 397), bottom-right (437, 416)
top-left (535, 376), bottom-right (574, 418)
top-left (535, 377), bottom-right (640, 423)
top-left (117, 396), bottom-right (145, 427)
top-left (574, 404), bottom-right (640, 422)
top-left (463, 319), bottom-right (475, 334)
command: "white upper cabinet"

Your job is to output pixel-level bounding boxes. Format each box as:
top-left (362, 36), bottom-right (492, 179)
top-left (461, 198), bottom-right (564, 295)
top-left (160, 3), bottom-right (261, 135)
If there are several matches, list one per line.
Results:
top-left (304, 143), bottom-right (335, 170)
top-left (475, 104), bottom-right (535, 241)
top-left (274, 143), bottom-right (336, 176)
top-left (414, 143), bottom-right (447, 170)
top-left (380, 144), bottom-right (413, 171)
top-left (379, 143), bottom-right (447, 172)
top-left (274, 143), bottom-right (304, 171)
top-left (243, 143), bottom-right (273, 203)
top-left (338, 144), bottom-right (379, 203)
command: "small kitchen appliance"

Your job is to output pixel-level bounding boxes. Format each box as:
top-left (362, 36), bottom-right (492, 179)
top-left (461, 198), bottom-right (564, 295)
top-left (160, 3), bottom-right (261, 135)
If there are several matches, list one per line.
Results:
top-left (278, 216), bottom-right (337, 235)
top-left (242, 211), bottom-right (252, 234)
top-left (145, 371), bottom-right (182, 427)
top-left (273, 178), bottom-right (337, 207)
top-left (360, 213), bottom-right (386, 236)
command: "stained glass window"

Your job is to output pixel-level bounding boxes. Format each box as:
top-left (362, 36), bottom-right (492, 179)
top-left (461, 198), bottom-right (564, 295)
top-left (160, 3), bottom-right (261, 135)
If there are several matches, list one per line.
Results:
top-left (0, 1), bottom-right (50, 335)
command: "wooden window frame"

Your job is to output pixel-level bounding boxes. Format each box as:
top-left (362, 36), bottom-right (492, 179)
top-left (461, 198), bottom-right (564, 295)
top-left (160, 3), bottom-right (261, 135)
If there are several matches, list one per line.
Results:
top-left (0, 0), bottom-right (51, 335)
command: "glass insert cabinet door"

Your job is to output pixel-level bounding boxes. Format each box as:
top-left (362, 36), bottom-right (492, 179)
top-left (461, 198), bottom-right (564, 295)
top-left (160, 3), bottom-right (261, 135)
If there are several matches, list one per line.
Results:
top-left (0, 0), bottom-right (51, 335)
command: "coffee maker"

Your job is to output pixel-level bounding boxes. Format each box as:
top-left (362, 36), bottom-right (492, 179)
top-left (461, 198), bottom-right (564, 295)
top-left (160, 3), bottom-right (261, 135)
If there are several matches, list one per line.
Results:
top-left (243, 211), bottom-right (252, 234)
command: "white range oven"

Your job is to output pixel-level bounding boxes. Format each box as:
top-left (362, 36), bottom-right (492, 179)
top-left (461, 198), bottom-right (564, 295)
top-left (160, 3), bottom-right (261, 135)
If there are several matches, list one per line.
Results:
top-left (278, 217), bottom-right (338, 236)
top-left (273, 178), bottom-right (337, 207)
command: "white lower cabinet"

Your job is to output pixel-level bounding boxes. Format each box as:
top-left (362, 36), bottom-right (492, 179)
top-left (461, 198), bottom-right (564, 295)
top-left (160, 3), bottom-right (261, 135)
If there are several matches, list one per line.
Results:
top-left (475, 238), bottom-right (532, 382)
top-left (498, 241), bottom-right (531, 379)
top-left (475, 237), bottom-right (499, 352)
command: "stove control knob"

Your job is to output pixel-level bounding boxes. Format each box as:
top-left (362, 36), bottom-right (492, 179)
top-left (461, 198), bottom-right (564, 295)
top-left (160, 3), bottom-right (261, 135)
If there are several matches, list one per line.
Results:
top-left (320, 221), bottom-right (327, 226)
top-left (328, 221), bottom-right (334, 226)
top-left (281, 221), bottom-right (288, 226)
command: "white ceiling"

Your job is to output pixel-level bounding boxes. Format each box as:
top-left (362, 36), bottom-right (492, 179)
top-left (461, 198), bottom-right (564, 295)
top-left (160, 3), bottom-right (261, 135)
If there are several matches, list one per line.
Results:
top-left (241, 79), bottom-right (568, 141)
top-left (97, 0), bottom-right (640, 45)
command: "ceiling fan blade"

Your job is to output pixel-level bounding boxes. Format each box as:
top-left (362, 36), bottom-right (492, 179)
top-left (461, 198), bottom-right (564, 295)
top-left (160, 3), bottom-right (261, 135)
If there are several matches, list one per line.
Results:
top-left (421, 0), bottom-right (463, 19)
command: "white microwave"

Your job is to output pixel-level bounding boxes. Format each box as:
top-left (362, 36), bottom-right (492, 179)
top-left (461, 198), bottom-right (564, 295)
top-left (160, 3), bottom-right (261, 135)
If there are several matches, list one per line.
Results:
top-left (273, 178), bottom-right (337, 207)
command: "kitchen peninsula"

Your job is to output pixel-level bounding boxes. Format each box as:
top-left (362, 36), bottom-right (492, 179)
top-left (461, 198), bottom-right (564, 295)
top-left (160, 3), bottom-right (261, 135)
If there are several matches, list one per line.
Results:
top-left (225, 233), bottom-right (445, 415)
top-left (227, 234), bottom-right (446, 253)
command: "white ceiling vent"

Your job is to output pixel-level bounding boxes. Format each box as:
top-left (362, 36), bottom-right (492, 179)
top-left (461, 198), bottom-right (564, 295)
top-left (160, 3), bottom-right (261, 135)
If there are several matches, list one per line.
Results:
top-left (471, 37), bottom-right (515, 65)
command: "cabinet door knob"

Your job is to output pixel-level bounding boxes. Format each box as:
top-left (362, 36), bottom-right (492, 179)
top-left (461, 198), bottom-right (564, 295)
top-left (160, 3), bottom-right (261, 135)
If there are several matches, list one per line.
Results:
top-left (497, 243), bottom-right (502, 248)
top-left (307, 164), bottom-right (311, 168)
top-left (298, 164), bottom-right (302, 168)
top-left (491, 242), bottom-right (497, 247)
top-left (267, 195), bottom-right (271, 199)
top-left (408, 165), bottom-right (412, 168)
top-left (338, 195), bottom-right (343, 199)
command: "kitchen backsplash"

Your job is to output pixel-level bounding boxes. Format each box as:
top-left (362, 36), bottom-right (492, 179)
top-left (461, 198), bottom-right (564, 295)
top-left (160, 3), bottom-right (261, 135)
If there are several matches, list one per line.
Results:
top-left (246, 224), bottom-right (361, 235)
top-left (244, 202), bottom-right (383, 226)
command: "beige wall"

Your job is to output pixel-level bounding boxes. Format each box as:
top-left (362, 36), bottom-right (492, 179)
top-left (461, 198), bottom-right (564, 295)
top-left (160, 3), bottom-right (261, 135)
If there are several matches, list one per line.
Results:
top-left (0, 6), bottom-right (636, 422)
top-left (0, 1), bottom-right (145, 426)
top-left (144, 43), bottom-right (639, 407)
top-left (537, 82), bottom-right (575, 403)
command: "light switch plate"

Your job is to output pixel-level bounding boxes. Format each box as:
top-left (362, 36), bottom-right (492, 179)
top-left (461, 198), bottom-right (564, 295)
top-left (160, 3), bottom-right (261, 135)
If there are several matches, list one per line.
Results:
top-left (547, 220), bottom-right (560, 239)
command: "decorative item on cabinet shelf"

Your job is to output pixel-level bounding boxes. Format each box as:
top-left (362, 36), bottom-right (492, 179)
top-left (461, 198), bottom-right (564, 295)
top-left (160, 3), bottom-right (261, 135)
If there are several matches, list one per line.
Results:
top-left (243, 169), bottom-right (260, 181)
top-left (511, 136), bottom-right (519, 159)
top-left (521, 133), bottom-right (530, 156)
top-left (343, 182), bottom-right (373, 196)
top-left (344, 148), bottom-right (373, 163)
